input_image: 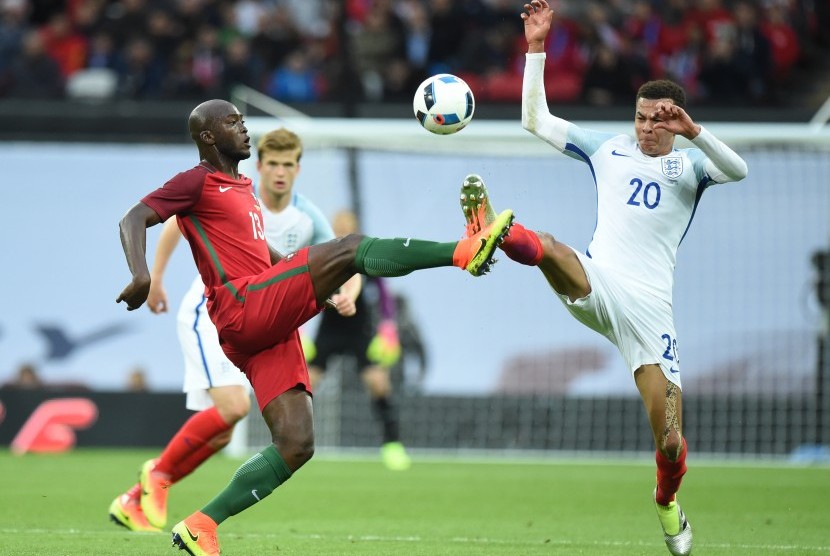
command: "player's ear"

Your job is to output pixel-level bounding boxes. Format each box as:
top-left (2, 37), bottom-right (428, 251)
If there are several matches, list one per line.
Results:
top-left (200, 130), bottom-right (215, 145)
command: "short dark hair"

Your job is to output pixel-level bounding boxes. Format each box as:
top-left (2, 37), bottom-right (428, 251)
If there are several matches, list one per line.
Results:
top-left (636, 80), bottom-right (687, 109)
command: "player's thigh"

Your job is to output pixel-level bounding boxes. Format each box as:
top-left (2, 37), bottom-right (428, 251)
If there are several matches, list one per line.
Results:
top-left (244, 332), bottom-right (311, 413)
top-left (537, 237), bottom-right (591, 301)
top-left (232, 251), bottom-right (322, 353)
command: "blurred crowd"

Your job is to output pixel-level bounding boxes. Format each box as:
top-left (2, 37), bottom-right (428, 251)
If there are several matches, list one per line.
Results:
top-left (0, 0), bottom-right (827, 106)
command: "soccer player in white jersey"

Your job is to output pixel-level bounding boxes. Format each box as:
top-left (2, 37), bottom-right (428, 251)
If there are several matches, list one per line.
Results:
top-left (109, 128), bottom-right (361, 532)
top-left (457, 2), bottom-right (748, 555)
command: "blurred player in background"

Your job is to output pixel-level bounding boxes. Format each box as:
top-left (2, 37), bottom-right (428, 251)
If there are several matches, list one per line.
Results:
top-left (306, 209), bottom-right (412, 471)
top-left (456, 2), bottom-right (748, 555)
top-left (109, 127), bottom-right (361, 533)
top-left (115, 99), bottom-right (513, 555)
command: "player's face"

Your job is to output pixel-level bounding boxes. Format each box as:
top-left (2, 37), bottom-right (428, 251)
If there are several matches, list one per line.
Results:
top-left (634, 98), bottom-right (675, 157)
top-left (213, 110), bottom-right (251, 161)
top-left (257, 149), bottom-right (301, 197)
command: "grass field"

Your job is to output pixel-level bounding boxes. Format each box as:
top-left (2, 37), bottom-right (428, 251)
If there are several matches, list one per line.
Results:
top-left (0, 449), bottom-right (828, 555)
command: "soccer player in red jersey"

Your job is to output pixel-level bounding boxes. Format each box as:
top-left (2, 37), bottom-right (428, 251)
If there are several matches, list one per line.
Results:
top-left (116, 99), bottom-right (514, 556)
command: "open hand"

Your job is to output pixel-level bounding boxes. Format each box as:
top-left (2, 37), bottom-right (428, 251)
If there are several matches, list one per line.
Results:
top-left (522, 0), bottom-right (554, 51)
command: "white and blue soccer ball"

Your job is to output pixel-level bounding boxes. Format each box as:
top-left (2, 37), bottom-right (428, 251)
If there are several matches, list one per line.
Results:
top-left (413, 73), bottom-right (475, 135)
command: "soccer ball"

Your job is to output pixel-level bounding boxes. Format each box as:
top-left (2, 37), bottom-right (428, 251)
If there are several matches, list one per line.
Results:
top-left (413, 74), bottom-right (475, 135)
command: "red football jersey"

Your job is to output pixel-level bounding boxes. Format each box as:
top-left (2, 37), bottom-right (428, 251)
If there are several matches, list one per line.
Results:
top-left (141, 162), bottom-right (270, 295)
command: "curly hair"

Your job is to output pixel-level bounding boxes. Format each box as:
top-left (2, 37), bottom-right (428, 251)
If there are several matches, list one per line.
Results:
top-left (636, 80), bottom-right (687, 109)
top-left (257, 127), bottom-right (303, 162)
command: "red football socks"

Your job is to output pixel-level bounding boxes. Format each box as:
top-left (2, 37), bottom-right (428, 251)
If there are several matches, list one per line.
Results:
top-left (500, 223), bottom-right (543, 266)
top-left (154, 406), bottom-right (232, 483)
top-left (655, 437), bottom-right (688, 505)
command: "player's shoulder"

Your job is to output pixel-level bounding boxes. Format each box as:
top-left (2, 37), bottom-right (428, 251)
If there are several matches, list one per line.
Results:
top-left (164, 163), bottom-right (211, 189)
top-left (293, 192), bottom-right (325, 216)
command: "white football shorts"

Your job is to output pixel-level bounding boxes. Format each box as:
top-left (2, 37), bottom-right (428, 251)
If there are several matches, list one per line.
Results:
top-left (554, 247), bottom-right (682, 389)
top-left (177, 277), bottom-right (250, 411)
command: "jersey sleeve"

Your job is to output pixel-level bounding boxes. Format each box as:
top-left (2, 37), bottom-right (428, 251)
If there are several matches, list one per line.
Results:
top-left (141, 167), bottom-right (206, 221)
top-left (522, 52), bottom-right (618, 164)
top-left (294, 193), bottom-right (336, 244)
top-left (691, 126), bottom-right (749, 185)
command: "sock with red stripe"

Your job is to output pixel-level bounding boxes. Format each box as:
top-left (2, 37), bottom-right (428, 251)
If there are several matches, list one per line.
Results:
top-left (655, 437), bottom-right (688, 505)
top-left (500, 223), bottom-right (543, 266)
top-left (154, 407), bottom-right (231, 481)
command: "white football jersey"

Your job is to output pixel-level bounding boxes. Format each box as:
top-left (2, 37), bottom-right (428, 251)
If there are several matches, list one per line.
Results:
top-left (560, 128), bottom-right (711, 302)
top-left (262, 191), bottom-right (335, 254)
top-left (521, 52), bottom-right (747, 304)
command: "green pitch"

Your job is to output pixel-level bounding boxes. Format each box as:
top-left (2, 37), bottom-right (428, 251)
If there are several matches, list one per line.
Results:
top-left (0, 449), bottom-right (828, 555)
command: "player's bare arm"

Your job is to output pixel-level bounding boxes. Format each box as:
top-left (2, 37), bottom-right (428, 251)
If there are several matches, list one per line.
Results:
top-left (146, 217), bottom-right (182, 314)
top-left (117, 201), bottom-right (162, 311)
top-left (652, 102), bottom-right (701, 140)
top-left (522, 0), bottom-right (553, 53)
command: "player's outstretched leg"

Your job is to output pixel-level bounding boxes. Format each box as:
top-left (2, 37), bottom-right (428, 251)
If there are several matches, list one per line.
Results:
top-left (459, 174), bottom-right (542, 266)
top-left (108, 485), bottom-right (161, 532)
top-left (654, 488), bottom-right (693, 556)
top-left (172, 511), bottom-right (220, 556)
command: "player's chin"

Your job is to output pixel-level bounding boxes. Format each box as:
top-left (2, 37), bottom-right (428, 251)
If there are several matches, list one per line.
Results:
top-left (237, 145), bottom-right (252, 160)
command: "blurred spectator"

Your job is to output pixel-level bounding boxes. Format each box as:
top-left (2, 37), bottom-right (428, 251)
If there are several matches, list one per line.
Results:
top-left (0, 0), bottom-right (28, 76)
top-left (86, 31), bottom-right (117, 70)
top-left (426, 0), bottom-right (465, 74)
top-left (581, 43), bottom-right (635, 106)
top-left (191, 24), bottom-right (223, 95)
top-left (251, 4), bottom-right (302, 72)
top-left (221, 36), bottom-right (263, 97)
top-left (3, 362), bottom-right (43, 389)
top-left (698, 35), bottom-right (747, 104)
top-left (232, 0), bottom-right (267, 38)
top-left (125, 366), bottom-right (149, 392)
top-left (731, 1), bottom-right (772, 102)
top-left (685, 0), bottom-right (734, 45)
top-left (101, 0), bottom-right (149, 49)
top-left (760, 4), bottom-right (800, 82)
top-left (6, 29), bottom-right (64, 98)
top-left (350, 3), bottom-right (406, 101)
top-left (657, 24), bottom-right (705, 99)
top-left (39, 12), bottom-right (87, 78)
top-left (266, 47), bottom-right (324, 102)
top-left (114, 37), bottom-right (163, 99)
top-left (144, 8), bottom-right (183, 69)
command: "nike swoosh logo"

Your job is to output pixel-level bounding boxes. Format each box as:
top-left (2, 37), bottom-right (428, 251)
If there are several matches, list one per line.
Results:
top-left (251, 489), bottom-right (261, 501)
top-left (403, 238), bottom-right (411, 247)
top-left (669, 367), bottom-right (679, 373)
top-left (185, 525), bottom-right (199, 542)
top-left (611, 150), bottom-right (629, 157)
top-left (219, 186), bottom-right (232, 192)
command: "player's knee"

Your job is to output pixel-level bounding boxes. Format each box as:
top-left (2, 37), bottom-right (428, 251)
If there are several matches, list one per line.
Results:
top-left (217, 396), bottom-right (251, 424)
top-left (273, 429), bottom-right (315, 468)
top-left (334, 233), bottom-right (365, 257)
top-left (543, 233), bottom-right (570, 258)
top-left (658, 433), bottom-right (684, 461)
